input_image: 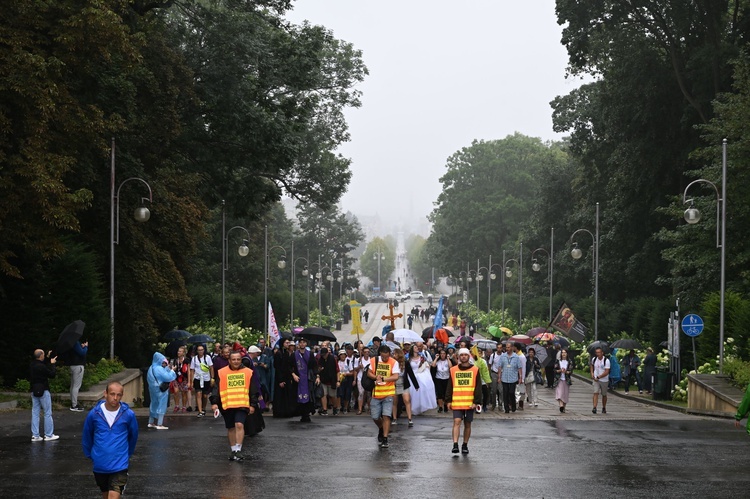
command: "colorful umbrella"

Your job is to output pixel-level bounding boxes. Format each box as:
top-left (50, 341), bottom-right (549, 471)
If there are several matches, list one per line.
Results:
top-left (509, 334), bottom-right (533, 345)
top-left (533, 332), bottom-right (556, 343)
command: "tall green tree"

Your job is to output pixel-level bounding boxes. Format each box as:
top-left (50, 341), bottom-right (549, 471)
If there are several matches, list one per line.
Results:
top-left (359, 237), bottom-right (396, 292)
top-left (426, 134), bottom-right (565, 276)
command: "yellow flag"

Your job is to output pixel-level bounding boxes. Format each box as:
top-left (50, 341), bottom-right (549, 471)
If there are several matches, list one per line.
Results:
top-left (350, 300), bottom-right (365, 336)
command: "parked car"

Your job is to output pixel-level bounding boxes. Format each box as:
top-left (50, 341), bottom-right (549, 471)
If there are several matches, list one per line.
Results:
top-left (410, 291), bottom-right (424, 300)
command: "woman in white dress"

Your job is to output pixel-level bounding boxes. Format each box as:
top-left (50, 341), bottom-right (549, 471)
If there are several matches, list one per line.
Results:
top-left (407, 344), bottom-right (437, 416)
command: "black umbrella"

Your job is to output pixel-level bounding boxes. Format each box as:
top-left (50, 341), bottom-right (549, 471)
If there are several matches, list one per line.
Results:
top-left (187, 334), bottom-right (215, 344)
top-left (164, 329), bottom-right (191, 340)
top-left (165, 340), bottom-right (187, 358)
top-left (553, 336), bottom-right (571, 348)
top-left (296, 327), bottom-right (336, 342)
top-left (57, 320), bottom-right (85, 354)
top-left (279, 331), bottom-right (293, 340)
top-left (587, 341), bottom-right (610, 355)
top-left (610, 339), bottom-right (644, 350)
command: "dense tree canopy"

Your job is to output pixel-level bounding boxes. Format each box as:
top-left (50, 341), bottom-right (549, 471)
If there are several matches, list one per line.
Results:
top-left (0, 0), bottom-right (366, 381)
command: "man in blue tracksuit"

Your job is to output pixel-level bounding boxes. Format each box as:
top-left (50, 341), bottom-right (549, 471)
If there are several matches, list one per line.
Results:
top-left (82, 381), bottom-right (139, 499)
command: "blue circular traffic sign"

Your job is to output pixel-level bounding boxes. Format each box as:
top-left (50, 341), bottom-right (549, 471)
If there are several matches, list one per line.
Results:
top-left (681, 314), bottom-right (704, 337)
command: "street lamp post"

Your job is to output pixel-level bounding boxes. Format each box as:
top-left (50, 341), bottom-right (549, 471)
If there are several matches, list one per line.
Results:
top-left (264, 225), bottom-right (287, 339)
top-left (466, 269), bottom-right (476, 304)
top-left (503, 252), bottom-right (521, 328)
top-left (682, 139), bottom-right (727, 373)
top-left (312, 256), bottom-right (331, 327)
top-left (110, 137), bottom-right (152, 359)
top-left (488, 256), bottom-right (502, 314)
top-left (477, 260), bottom-right (489, 310)
top-left (531, 228), bottom-right (554, 322)
top-left (291, 252), bottom-right (309, 328)
top-left (221, 207), bottom-right (250, 345)
top-left (373, 248), bottom-right (385, 295)
top-left (569, 203), bottom-right (600, 340)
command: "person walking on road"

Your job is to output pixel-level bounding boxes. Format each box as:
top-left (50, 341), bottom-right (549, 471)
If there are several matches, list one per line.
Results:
top-left (293, 338), bottom-right (318, 422)
top-left (82, 381), bottom-right (139, 499)
top-left (524, 348), bottom-right (541, 407)
top-left (498, 342), bottom-right (522, 413)
top-left (488, 344), bottom-right (503, 410)
top-left (622, 349), bottom-right (643, 394)
top-left (30, 349), bottom-right (58, 442)
top-left (190, 344), bottom-right (214, 417)
top-left (554, 349), bottom-right (574, 413)
top-left (642, 347), bottom-right (657, 394)
top-left (445, 348), bottom-right (482, 455)
top-left (68, 339), bottom-right (88, 412)
top-left (210, 351), bottom-right (259, 461)
top-left (591, 347), bottom-right (610, 414)
top-left (367, 345), bottom-right (400, 449)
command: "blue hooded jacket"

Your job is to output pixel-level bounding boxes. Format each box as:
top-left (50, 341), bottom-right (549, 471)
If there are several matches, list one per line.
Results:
top-left (82, 400), bottom-right (139, 473)
top-left (147, 352), bottom-right (176, 417)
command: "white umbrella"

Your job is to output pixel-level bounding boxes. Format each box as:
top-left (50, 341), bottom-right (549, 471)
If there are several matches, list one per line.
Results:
top-left (390, 329), bottom-right (423, 344)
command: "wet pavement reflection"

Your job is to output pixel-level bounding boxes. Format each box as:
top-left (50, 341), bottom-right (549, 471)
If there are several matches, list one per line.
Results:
top-left (1, 405), bottom-right (749, 498)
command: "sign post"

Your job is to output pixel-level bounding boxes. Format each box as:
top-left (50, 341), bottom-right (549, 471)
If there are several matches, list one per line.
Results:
top-left (681, 313), bottom-right (704, 374)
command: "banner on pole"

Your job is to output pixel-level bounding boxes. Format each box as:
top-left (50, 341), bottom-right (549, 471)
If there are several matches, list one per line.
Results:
top-left (268, 302), bottom-right (280, 346)
top-left (350, 300), bottom-right (365, 336)
top-left (549, 302), bottom-right (587, 342)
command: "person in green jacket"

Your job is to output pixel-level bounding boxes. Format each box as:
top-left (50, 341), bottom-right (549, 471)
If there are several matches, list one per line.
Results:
top-left (735, 383), bottom-right (750, 435)
top-left (471, 346), bottom-right (491, 412)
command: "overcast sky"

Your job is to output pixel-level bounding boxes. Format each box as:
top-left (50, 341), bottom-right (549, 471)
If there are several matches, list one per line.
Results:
top-left (284, 0), bottom-right (583, 232)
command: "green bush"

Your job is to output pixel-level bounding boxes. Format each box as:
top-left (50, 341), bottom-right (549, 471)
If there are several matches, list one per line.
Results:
top-left (47, 358), bottom-right (125, 393)
top-left (724, 358), bottom-right (750, 392)
top-left (14, 379), bottom-right (30, 392)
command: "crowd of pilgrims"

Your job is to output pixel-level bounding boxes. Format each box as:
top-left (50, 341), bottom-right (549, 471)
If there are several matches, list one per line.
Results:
top-left (166, 333), bottom-right (575, 433)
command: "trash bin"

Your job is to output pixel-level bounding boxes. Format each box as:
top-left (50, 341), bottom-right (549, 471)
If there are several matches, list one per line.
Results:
top-left (653, 367), bottom-right (675, 401)
top-left (335, 320), bottom-right (343, 330)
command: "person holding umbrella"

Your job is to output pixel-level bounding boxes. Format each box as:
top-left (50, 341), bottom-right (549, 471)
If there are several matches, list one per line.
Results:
top-left (68, 339), bottom-right (88, 412)
top-left (56, 320), bottom-right (86, 412)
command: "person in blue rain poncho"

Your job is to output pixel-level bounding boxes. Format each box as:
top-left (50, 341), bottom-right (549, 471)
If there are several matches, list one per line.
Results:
top-left (147, 352), bottom-right (177, 429)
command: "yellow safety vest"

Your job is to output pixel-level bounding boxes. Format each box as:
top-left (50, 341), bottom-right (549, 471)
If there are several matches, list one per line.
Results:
top-left (371, 357), bottom-right (396, 399)
top-left (450, 365), bottom-right (478, 410)
top-left (218, 366), bottom-right (251, 409)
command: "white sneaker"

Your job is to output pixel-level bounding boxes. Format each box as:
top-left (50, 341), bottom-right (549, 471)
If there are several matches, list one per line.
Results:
top-left (155, 425), bottom-right (169, 430)
top-left (31, 436), bottom-right (43, 442)
top-left (44, 434), bottom-right (59, 441)
top-left (147, 423), bottom-right (156, 428)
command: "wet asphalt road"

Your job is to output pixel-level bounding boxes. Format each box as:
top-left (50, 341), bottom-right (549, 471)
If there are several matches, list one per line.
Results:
top-left (2, 404), bottom-right (749, 498)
